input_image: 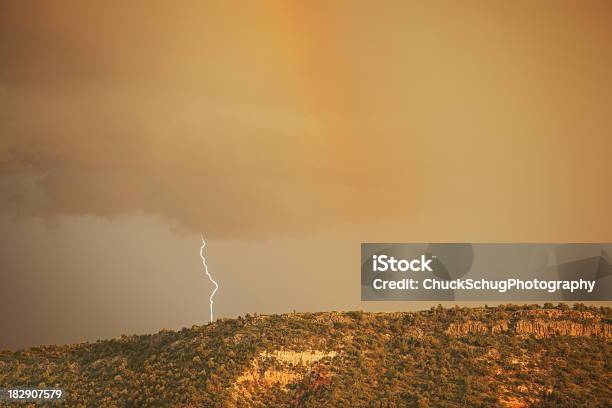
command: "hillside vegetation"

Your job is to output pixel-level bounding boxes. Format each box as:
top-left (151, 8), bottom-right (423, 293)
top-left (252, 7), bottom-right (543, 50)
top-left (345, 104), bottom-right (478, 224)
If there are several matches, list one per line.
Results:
top-left (1, 304), bottom-right (611, 407)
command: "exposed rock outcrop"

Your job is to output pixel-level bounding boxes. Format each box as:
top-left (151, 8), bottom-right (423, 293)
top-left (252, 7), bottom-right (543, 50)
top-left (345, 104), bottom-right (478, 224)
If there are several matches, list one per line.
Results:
top-left (446, 320), bottom-right (510, 336)
top-left (446, 312), bottom-right (611, 339)
top-left (446, 321), bottom-right (488, 336)
top-left (261, 350), bottom-right (338, 366)
top-left (233, 349), bottom-right (339, 402)
top-left (515, 319), bottom-right (611, 338)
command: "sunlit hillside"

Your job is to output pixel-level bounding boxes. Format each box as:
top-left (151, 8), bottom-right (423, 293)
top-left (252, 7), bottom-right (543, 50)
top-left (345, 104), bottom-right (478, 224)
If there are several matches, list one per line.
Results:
top-left (1, 304), bottom-right (610, 407)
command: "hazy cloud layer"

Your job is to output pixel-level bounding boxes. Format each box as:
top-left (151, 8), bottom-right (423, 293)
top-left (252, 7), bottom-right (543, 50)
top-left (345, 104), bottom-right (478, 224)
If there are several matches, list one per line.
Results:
top-left (0, 1), bottom-right (412, 237)
top-left (3, 2), bottom-right (610, 237)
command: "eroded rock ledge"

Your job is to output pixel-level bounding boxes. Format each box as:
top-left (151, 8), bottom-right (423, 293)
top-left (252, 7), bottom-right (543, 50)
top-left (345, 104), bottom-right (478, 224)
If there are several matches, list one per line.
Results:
top-left (446, 314), bottom-right (611, 339)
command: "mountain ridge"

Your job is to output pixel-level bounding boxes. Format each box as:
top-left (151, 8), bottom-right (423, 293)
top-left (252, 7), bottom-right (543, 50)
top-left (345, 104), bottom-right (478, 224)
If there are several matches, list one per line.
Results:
top-left (1, 304), bottom-right (610, 407)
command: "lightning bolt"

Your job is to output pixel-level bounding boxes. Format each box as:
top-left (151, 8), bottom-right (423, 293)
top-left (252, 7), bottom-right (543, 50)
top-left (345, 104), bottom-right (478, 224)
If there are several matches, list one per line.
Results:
top-left (199, 235), bottom-right (219, 322)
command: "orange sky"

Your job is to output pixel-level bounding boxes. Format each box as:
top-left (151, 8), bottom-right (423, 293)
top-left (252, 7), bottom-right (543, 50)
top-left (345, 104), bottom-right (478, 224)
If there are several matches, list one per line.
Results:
top-left (1, 1), bottom-right (611, 349)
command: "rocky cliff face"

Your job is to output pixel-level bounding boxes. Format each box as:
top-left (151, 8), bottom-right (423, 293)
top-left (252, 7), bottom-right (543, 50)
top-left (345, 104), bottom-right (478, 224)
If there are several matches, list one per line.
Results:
top-left (445, 309), bottom-right (611, 338)
top-left (233, 349), bottom-right (338, 403)
top-left (446, 320), bottom-right (509, 336)
top-left (514, 319), bottom-right (611, 338)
